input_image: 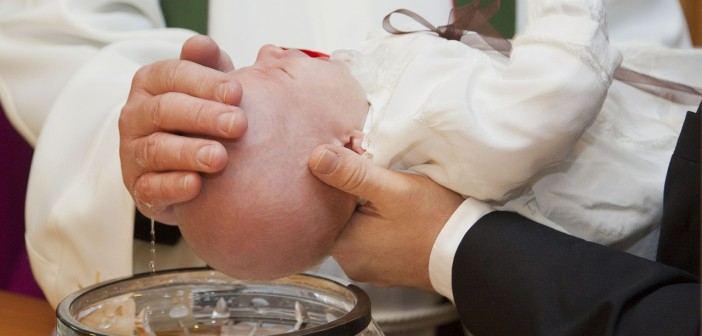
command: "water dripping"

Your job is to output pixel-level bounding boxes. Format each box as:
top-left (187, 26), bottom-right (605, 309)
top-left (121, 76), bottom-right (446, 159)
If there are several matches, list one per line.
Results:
top-left (149, 217), bottom-right (156, 273)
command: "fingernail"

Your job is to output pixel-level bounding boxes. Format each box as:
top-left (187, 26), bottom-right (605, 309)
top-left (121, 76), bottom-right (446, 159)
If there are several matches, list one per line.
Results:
top-left (217, 112), bottom-right (237, 134)
top-left (313, 148), bottom-right (339, 174)
top-left (196, 145), bottom-right (214, 166)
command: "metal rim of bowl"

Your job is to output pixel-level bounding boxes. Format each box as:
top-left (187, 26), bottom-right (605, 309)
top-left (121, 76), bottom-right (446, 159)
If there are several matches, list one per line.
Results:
top-left (56, 267), bottom-right (372, 336)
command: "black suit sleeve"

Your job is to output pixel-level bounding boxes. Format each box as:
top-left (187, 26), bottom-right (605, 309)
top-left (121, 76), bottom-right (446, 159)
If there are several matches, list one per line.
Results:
top-left (452, 211), bottom-right (700, 336)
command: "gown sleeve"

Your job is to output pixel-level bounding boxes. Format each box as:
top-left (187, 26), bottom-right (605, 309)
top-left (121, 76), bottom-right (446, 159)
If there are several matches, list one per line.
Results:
top-left (0, 0), bottom-right (195, 308)
top-left (360, 0), bottom-right (623, 201)
top-left (435, 0), bottom-right (623, 198)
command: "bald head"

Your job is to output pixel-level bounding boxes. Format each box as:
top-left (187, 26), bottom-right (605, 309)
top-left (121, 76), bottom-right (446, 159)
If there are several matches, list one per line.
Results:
top-left (174, 51), bottom-right (368, 279)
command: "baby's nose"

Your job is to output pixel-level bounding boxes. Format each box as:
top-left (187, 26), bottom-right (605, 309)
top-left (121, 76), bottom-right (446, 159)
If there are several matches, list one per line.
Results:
top-left (255, 44), bottom-right (286, 63)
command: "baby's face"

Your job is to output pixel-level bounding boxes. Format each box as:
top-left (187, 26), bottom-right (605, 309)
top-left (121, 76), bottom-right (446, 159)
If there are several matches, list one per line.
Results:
top-left (174, 45), bottom-right (368, 281)
top-left (234, 45), bottom-right (369, 134)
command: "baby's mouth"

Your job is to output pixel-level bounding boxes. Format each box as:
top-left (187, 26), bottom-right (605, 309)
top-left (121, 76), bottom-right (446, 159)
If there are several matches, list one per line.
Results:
top-left (281, 47), bottom-right (330, 60)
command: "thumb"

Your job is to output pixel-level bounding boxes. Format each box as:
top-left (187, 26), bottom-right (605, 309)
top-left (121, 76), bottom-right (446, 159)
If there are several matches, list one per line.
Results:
top-left (180, 35), bottom-right (235, 72)
top-left (309, 144), bottom-right (386, 201)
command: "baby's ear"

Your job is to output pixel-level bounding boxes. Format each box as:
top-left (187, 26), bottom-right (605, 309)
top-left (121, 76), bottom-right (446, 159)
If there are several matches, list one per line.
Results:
top-left (345, 130), bottom-right (366, 155)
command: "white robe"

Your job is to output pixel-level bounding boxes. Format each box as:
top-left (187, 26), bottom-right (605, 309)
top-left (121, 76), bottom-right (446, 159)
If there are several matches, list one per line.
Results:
top-left (338, 2), bottom-right (700, 301)
top-left (0, 1), bottom-right (452, 332)
top-left (0, 0), bottom-right (694, 333)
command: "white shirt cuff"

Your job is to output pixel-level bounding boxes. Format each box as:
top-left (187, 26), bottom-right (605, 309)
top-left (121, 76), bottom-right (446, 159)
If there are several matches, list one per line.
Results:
top-left (428, 198), bottom-right (493, 302)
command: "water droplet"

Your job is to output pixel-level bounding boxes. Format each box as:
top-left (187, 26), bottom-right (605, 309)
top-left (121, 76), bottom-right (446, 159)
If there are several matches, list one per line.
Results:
top-left (249, 297), bottom-right (269, 307)
top-left (211, 298), bottom-right (230, 319)
top-left (169, 303), bottom-right (190, 318)
top-left (249, 297), bottom-right (269, 315)
top-left (98, 314), bottom-right (115, 329)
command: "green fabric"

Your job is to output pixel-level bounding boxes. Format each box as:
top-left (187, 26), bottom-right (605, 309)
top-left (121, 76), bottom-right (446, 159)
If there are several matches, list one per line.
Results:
top-left (455, 0), bottom-right (515, 38)
top-left (160, 0), bottom-right (209, 34)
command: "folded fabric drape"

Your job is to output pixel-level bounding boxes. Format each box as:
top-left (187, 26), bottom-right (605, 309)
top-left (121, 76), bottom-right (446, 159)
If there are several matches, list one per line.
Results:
top-left (384, 1), bottom-right (702, 105)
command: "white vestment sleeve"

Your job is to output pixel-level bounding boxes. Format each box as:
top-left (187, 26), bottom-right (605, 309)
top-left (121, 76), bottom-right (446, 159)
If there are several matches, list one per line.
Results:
top-left (0, 0), bottom-right (196, 308)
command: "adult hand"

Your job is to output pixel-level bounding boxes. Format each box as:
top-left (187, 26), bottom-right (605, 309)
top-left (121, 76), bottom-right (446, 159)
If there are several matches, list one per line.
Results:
top-left (119, 35), bottom-right (247, 224)
top-left (308, 145), bottom-right (464, 291)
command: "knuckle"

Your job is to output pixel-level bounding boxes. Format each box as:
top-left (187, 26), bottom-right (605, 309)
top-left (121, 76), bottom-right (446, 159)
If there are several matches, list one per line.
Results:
top-left (119, 99), bottom-right (143, 133)
top-left (132, 66), bottom-right (151, 85)
top-left (117, 106), bottom-right (131, 132)
top-left (178, 143), bottom-right (192, 167)
top-left (340, 160), bottom-right (368, 193)
top-left (194, 102), bottom-right (211, 131)
top-left (165, 61), bottom-right (186, 91)
top-left (135, 176), bottom-right (165, 210)
top-left (140, 133), bottom-right (163, 168)
top-left (150, 94), bottom-right (167, 128)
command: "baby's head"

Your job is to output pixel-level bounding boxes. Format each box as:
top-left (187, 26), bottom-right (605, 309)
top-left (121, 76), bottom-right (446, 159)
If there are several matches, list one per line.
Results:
top-left (174, 45), bottom-right (369, 280)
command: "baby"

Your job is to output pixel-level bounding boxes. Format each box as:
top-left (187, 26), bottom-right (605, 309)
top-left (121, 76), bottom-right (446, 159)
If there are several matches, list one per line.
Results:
top-left (174, 45), bottom-right (369, 279)
top-left (174, 0), bottom-right (701, 280)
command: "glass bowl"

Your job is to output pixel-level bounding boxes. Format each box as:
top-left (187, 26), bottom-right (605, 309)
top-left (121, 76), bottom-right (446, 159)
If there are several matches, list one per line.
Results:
top-left (55, 267), bottom-right (383, 336)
